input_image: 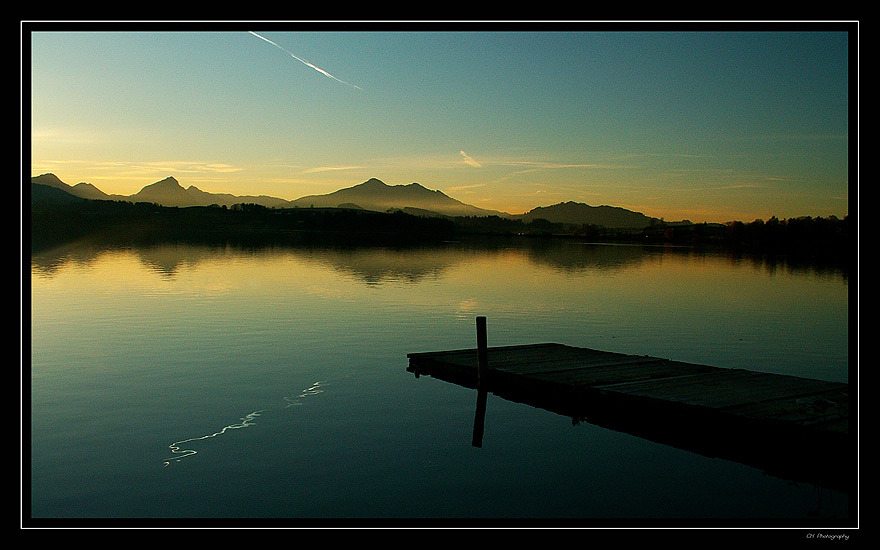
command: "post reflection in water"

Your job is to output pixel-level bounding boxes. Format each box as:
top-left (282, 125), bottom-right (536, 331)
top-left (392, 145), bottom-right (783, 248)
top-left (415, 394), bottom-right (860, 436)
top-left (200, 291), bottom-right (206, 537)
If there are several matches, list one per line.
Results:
top-left (471, 315), bottom-right (491, 448)
top-left (414, 334), bottom-right (852, 496)
top-left (472, 389), bottom-right (489, 448)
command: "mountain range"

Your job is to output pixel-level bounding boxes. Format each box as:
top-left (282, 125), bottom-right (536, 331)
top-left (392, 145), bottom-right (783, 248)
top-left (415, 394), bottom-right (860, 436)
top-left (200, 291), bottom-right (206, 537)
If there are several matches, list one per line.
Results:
top-left (31, 173), bottom-right (669, 229)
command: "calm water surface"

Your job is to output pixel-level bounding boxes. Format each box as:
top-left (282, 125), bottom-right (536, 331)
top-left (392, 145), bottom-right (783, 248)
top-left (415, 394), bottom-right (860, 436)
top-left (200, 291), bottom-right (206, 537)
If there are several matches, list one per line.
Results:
top-left (28, 238), bottom-right (852, 524)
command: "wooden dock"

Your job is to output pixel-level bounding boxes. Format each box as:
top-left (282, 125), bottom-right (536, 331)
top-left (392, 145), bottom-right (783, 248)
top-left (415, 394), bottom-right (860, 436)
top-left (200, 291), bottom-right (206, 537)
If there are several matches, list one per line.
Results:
top-left (407, 333), bottom-right (853, 492)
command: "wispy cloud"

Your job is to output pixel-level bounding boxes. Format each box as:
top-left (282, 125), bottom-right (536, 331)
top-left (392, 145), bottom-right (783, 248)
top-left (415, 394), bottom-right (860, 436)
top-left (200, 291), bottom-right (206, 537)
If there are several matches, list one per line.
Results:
top-left (499, 160), bottom-right (625, 170)
top-left (446, 183), bottom-right (486, 192)
top-left (249, 31), bottom-right (362, 90)
top-left (35, 160), bottom-right (243, 175)
top-left (301, 165), bottom-right (364, 174)
top-left (459, 150), bottom-right (482, 168)
top-left (104, 161), bottom-right (243, 175)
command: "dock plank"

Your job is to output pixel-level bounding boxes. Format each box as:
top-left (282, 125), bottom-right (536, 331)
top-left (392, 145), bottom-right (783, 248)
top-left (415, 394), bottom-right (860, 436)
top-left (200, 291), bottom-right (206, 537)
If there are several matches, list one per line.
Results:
top-left (407, 342), bottom-right (853, 492)
top-left (598, 369), bottom-right (846, 410)
top-left (408, 343), bottom-right (848, 432)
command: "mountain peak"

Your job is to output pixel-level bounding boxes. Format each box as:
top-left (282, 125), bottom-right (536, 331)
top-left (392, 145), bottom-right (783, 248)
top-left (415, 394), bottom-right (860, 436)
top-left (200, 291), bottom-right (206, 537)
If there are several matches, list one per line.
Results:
top-left (522, 201), bottom-right (657, 228)
top-left (132, 176), bottom-right (197, 206)
top-left (71, 181), bottom-right (109, 199)
top-left (153, 176), bottom-right (180, 187)
top-left (289, 177), bottom-right (506, 218)
top-left (136, 176), bottom-right (185, 193)
top-left (32, 173), bottom-right (67, 189)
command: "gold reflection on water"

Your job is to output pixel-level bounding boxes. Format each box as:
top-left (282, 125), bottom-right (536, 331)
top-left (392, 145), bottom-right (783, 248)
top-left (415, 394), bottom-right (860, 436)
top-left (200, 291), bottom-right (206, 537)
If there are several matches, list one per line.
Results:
top-left (32, 239), bottom-right (848, 289)
top-left (31, 240), bottom-right (848, 332)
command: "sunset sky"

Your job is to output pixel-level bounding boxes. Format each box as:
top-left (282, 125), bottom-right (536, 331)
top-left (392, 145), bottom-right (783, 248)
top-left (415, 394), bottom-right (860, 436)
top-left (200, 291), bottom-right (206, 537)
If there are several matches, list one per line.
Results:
top-left (28, 23), bottom-right (852, 223)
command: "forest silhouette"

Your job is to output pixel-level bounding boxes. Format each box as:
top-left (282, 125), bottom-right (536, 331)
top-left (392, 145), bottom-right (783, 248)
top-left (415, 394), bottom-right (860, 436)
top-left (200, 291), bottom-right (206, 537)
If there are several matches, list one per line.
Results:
top-left (30, 180), bottom-right (852, 276)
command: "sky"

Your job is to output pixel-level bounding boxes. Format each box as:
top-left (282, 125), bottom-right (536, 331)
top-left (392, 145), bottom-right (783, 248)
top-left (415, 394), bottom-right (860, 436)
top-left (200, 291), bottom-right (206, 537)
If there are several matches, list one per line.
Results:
top-left (27, 23), bottom-right (853, 223)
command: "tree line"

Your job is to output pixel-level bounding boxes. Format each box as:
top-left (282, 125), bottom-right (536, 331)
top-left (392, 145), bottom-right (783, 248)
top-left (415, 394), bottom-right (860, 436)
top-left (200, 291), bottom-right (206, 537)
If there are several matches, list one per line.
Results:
top-left (29, 193), bottom-right (852, 260)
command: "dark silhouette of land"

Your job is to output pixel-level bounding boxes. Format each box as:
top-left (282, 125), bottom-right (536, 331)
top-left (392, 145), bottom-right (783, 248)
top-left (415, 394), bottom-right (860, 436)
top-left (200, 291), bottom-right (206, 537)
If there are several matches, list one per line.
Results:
top-left (30, 173), bottom-right (673, 226)
top-left (29, 174), bottom-right (853, 277)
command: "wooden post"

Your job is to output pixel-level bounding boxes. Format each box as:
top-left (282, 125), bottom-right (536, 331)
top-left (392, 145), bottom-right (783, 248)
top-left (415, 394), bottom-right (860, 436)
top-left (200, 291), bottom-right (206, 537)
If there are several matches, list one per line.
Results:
top-left (476, 316), bottom-right (488, 385)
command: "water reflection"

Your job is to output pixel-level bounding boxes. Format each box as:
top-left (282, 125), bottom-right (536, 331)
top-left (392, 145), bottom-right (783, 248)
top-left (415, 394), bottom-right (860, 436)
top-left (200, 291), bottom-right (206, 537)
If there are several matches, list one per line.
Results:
top-left (31, 236), bottom-right (849, 285)
top-left (161, 381), bottom-right (326, 467)
top-left (418, 317), bottom-right (852, 499)
top-left (296, 246), bottom-right (459, 286)
top-left (29, 235), bottom-right (852, 521)
top-left (30, 236), bottom-right (850, 384)
top-left (451, 367), bottom-right (851, 493)
top-left (471, 388), bottom-right (488, 448)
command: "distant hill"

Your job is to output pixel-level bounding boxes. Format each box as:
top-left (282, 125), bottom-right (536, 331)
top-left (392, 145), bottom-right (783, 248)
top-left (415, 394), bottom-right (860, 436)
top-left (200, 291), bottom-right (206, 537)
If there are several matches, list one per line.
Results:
top-left (29, 174), bottom-right (667, 228)
top-left (31, 173), bottom-right (131, 203)
top-left (130, 176), bottom-right (292, 208)
top-left (131, 176), bottom-right (199, 206)
top-left (290, 178), bottom-right (509, 218)
top-left (69, 181), bottom-right (111, 200)
top-left (31, 180), bottom-right (87, 204)
top-left (30, 173), bottom-right (294, 208)
top-left (30, 174), bottom-right (503, 215)
top-left (31, 172), bottom-right (69, 190)
top-left (518, 201), bottom-right (659, 229)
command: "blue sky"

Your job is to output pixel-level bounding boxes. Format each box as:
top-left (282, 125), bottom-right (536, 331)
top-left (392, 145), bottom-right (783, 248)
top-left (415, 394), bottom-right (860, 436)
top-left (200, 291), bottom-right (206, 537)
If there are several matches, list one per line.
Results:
top-left (28, 23), bottom-right (852, 222)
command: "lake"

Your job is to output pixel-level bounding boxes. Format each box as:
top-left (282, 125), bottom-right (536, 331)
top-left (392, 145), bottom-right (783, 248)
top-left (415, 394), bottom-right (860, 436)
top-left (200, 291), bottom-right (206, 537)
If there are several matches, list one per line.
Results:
top-left (28, 236), bottom-right (853, 526)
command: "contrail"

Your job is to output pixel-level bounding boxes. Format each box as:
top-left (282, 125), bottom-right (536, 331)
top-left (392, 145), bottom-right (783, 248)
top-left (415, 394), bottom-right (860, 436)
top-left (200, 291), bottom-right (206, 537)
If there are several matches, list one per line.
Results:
top-left (248, 31), bottom-right (362, 90)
